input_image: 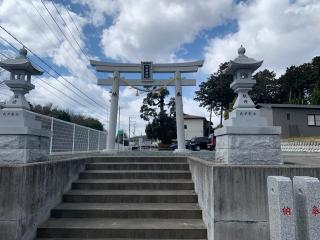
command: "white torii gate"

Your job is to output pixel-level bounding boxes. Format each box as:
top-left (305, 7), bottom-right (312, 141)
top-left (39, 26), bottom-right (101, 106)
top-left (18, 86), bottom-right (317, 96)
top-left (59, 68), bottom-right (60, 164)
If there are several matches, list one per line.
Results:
top-left (90, 60), bottom-right (203, 152)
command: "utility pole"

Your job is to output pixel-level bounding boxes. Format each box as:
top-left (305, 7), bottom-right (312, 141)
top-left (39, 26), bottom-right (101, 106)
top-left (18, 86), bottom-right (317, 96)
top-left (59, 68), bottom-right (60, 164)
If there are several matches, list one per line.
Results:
top-left (133, 122), bottom-right (136, 139)
top-left (208, 104), bottom-right (213, 136)
top-left (128, 116), bottom-right (134, 146)
top-left (129, 117), bottom-right (131, 145)
top-left (117, 106), bottom-right (121, 151)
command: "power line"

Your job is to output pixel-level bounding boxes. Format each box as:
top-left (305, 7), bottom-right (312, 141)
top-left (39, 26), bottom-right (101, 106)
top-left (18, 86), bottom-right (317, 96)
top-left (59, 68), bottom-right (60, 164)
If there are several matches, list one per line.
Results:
top-left (39, 0), bottom-right (98, 88)
top-left (35, 78), bottom-right (107, 119)
top-left (0, 50), bottom-right (82, 109)
top-left (36, 80), bottom-right (75, 106)
top-left (0, 33), bottom-right (96, 109)
top-left (63, 3), bottom-right (83, 40)
top-left (35, 77), bottom-right (105, 118)
top-left (19, 1), bottom-right (57, 49)
top-left (22, 1), bottom-right (105, 106)
top-left (0, 39), bottom-right (107, 118)
top-left (48, 0), bottom-right (99, 85)
top-left (0, 35), bottom-right (20, 51)
top-left (0, 52), bottom-right (104, 118)
top-left (29, 0), bottom-right (96, 84)
top-left (0, 25), bottom-right (107, 111)
top-left (40, 0), bottom-right (87, 63)
top-left (38, 0), bottom-right (98, 85)
top-left (30, 0), bottom-right (65, 44)
top-left (50, 0), bottom-right (91, 62)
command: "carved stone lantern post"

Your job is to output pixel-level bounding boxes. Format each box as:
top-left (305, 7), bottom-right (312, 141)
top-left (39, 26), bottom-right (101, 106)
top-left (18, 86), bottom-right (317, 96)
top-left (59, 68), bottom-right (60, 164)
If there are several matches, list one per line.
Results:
top-left (0, 48), bottom-right (50, 164)
top-left (214, 46), bottom-right (282, 165)
top-left (1, 47), bottom-right (42, 109)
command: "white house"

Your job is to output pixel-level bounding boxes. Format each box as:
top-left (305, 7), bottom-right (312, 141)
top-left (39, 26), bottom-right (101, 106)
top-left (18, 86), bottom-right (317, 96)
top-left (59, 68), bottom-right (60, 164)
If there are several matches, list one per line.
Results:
top-left (184, 114), bottom-right (207, 140)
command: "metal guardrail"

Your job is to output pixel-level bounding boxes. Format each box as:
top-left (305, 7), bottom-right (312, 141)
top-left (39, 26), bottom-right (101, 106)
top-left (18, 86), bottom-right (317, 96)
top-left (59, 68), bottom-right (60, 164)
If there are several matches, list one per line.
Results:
top-left (32, 111), bottom-right (107, 154)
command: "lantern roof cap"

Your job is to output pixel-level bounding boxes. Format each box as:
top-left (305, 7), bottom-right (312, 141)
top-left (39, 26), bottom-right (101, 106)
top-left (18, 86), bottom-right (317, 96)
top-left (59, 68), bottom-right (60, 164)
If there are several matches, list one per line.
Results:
top-left (224, 45), bottom-right (263, 75)
top-left (0, 47), bottom-right (43, 75)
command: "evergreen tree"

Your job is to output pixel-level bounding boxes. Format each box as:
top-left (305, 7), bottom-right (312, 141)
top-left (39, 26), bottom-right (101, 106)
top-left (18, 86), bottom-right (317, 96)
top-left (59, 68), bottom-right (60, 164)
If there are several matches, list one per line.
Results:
top-left (251, 69), bottom-right (281, 104)
top-left (140, 87), bottom-right (176, 144)
top-left (194, 62), bottom-right (236, 127)
top-left (30, 103), bottom-right (104, 131)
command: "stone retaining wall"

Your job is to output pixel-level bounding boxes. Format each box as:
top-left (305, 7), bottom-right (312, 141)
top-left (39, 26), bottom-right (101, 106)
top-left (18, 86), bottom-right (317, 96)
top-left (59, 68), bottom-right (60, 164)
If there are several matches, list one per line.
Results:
top-left (187, 157), bottom-right (320, 240)
top-left (0, 157), bottom-right (91, 240)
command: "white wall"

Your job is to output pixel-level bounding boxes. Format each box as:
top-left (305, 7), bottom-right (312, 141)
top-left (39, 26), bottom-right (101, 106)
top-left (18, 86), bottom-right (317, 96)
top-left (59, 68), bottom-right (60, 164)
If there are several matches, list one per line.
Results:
top-left (184, 119), bottom-right (204, 140)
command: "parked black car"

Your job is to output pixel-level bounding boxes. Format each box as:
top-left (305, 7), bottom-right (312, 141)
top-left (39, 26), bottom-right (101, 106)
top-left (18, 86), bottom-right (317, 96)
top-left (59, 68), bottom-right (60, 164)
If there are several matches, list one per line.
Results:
top-left (189, 137), bottom-right (210, 151)
top-left (170, 140), bottom-right (191, 150)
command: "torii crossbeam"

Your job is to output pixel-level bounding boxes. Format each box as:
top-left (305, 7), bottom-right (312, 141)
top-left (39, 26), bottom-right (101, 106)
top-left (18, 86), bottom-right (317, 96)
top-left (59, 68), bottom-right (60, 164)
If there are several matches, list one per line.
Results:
top-left (90, 60), bottom-right (204, 152)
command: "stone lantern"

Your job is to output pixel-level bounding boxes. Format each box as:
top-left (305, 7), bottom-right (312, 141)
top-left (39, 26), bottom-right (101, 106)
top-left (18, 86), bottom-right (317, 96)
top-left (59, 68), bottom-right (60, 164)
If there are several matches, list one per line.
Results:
top-left (0, 47), bottom-right (43, 109)
top-left (214, 46), bottom-right (282, 165)
top-left (0, 48), bottom-right (50, 164)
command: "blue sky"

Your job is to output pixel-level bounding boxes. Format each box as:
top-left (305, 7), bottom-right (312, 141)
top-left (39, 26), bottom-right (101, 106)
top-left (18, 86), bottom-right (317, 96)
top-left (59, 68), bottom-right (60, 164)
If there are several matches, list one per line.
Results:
top-left (0, 0), bottom-right (319, 134)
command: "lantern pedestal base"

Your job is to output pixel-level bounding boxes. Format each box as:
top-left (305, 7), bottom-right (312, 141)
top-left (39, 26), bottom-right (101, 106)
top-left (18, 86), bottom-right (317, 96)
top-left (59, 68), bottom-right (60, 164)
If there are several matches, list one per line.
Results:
top-left (0, 109), bottom-right (50, 164)
top-left (215, 126), bottom-right (282, 165)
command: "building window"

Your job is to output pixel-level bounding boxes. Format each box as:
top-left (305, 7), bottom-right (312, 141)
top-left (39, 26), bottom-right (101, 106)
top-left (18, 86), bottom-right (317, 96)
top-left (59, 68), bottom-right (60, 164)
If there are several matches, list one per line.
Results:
top-left (184, 124), bottom-right (187, 129)
top-left (286, 113), bottom-right (290, 120)
top-left (308, 114), bottom-right (320, 126)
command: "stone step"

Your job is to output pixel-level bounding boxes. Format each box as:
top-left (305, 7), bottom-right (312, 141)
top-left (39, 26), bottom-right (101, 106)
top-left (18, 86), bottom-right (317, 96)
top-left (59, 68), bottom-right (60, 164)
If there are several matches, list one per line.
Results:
top-left (37, 218), bottom-right (207, 239)
top-left (51, 203), bottom-right (202, 219)
top-left (91, 156), bottom-right (187, 163)
top-left (86, 162), bottom-right (190, 171)
top-left (37, 238), bottom-right (207, 240)
top-left (79, 170), bottom-right (192, 179)
top-left (63, 190), bottom-right (198, 203)
top-left (72, 179), bottom-right (195, 190)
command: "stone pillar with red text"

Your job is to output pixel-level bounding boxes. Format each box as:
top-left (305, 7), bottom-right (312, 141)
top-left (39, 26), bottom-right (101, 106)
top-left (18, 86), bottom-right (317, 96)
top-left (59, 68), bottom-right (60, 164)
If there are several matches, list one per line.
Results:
top-left (293, 176), bottom-right (320, 240)
top-left (267, 176), bottom-right (296, 240)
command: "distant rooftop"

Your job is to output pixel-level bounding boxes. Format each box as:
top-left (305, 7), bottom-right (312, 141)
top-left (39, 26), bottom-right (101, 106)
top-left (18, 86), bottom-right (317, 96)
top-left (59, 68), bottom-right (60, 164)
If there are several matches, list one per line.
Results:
top-left (257, 103), bottom-right (320, 109)
top-left (184, 113), bottom-right (206, 119)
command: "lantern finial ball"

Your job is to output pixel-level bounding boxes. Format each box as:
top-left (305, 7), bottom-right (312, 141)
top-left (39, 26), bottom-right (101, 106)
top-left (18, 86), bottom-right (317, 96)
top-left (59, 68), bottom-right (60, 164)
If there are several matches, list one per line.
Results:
top-left (19, 47), bottom-right (28, 57)
top-left (238, 45), bottom-right (246, 55)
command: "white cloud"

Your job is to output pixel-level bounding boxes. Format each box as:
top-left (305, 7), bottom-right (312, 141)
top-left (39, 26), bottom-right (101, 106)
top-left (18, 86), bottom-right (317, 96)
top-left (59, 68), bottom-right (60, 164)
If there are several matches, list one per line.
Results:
top-left (71, 0), bottom-right (119, 26)
top-left (0, 0), bottom-right (109, 125)
top-left (203, 0), bottom-right (320, 75)
top-left (30, 76), bottom-right (110, 124)
top-left (99, 0), bottom-right (233, 62)
top-left (118, 89), bottom-right (145, 136)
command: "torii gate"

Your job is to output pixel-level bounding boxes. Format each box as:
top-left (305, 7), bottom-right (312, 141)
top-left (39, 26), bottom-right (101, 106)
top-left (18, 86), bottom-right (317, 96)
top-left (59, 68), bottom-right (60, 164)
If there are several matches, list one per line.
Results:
top-left (90, 60), bottom-right (204, 152)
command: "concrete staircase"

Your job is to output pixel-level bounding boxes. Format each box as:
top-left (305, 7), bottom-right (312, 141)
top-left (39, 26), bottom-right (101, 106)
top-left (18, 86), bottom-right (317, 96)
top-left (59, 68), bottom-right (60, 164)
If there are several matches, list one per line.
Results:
top-left (37, 157), bottom-right (207, 239)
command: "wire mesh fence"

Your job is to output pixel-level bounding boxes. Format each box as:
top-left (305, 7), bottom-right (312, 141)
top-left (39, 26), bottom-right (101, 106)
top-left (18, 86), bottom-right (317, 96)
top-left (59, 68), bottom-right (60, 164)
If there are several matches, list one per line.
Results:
top-left (33, 111), bottom-right (107, 154)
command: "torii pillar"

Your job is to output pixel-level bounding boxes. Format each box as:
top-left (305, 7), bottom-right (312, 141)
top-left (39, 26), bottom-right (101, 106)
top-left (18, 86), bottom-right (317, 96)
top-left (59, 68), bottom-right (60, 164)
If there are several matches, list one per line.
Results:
top-left (174, 71), bottom-right (187, 152)
top-left (90, 60), bottom-right (204, 152)
top-left (107, 71), bottom-right (120, 151)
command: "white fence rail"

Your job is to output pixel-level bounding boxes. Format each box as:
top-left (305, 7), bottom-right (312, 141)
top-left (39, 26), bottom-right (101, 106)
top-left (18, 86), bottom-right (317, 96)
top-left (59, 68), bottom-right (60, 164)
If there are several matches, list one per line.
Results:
top-left (281, 142), bottom-right (320, 152)
top-left (33, 112), bottom-right (107, 154)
